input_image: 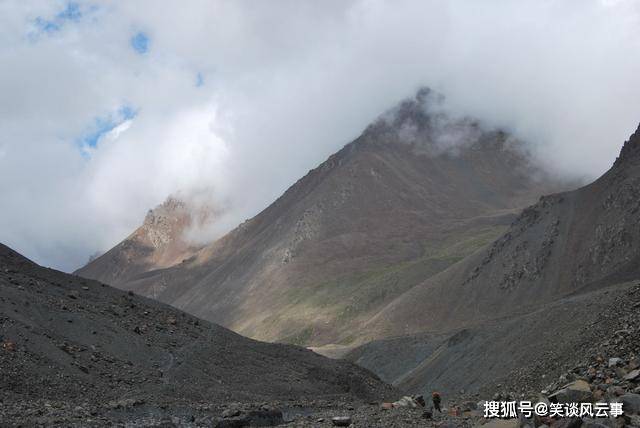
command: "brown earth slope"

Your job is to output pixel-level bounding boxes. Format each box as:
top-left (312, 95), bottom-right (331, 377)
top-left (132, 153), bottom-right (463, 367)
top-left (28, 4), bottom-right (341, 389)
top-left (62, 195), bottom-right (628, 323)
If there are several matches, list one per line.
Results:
top-left (77, 197), bottom-right (211, 295)
top-left (76, 90), bottom-right (564, 347)
top-left (0, 243), bottom-right (394, 425)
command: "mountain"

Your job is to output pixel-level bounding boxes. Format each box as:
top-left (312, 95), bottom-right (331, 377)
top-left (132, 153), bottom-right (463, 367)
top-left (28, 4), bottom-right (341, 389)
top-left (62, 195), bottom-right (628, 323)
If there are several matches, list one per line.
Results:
top-left (359, 122), bottom-right (640, 341)
top-left (77, 197), bottom-right (211, 296)
top-left (344, 122), bottom-right (640, 395)
top-left (77, 89), bottom-right (565, 347)
top-left (348, 279), bottom-right (640, 396)
top-left (0, 242), bottom-right (394, 425)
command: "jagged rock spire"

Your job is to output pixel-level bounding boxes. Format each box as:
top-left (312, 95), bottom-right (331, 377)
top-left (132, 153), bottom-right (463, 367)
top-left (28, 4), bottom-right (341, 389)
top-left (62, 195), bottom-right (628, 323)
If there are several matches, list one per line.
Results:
top-left (614, 122), bottom-right (640, 167)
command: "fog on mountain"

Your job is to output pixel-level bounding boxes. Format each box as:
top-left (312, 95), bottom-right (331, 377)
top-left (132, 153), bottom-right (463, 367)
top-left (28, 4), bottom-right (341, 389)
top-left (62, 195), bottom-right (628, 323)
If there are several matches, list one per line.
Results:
top-left (2, 1), bottom-right (640, 427)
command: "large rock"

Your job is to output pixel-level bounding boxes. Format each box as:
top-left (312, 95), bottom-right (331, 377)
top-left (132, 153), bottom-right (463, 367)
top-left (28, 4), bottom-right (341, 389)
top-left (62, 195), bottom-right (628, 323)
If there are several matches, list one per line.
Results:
top-left (609, 358), bottom-right (623, 367)
top-left (215, 418), bottom-right (249, 428)
top-left (624, 369), bottom-right (640, 381)
top-left (216, 408), bottom-right (283, 427)
top-left (621, 393), bottom-right (640, 415)
top-left (331, 416), bottom-right (352, 427)
top-left (392, 396), bottom-right (421, 408)
top-left (246, 409), bottom-right (284, 426)
top-left (548, 380), bottom-right (593, 404)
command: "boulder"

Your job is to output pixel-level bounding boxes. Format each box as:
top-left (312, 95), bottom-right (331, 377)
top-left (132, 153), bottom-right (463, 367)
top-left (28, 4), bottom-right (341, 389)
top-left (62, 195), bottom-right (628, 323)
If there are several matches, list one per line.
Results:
top-left (624, 369), bottom-right (640, 381)
top-left (331, 416), bottom-right (352, 426)
top-left (548, 380), bottom-right (593, 403)
top-left (608, 358), bottom-right (622, 367)
top-left (222, 409), bottom-right (241, 418)
top-left (215, 418), bottom-right (249, 428)
top-left (104, 398), bottom-right (145, 410)
top-left (392, 396), bottom-right (420, 408)
top-left (620, 393), bottom-right (640, 415)
top-left (607, 386), bottom-right (625, 397)
top-left (246, 409), bottom-right (283, 426)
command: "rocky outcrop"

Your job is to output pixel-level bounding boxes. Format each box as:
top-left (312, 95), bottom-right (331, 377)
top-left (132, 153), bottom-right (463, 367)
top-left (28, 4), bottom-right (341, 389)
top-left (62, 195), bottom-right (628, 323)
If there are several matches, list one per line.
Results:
top-left (75, 196), bottom-right (217, 290)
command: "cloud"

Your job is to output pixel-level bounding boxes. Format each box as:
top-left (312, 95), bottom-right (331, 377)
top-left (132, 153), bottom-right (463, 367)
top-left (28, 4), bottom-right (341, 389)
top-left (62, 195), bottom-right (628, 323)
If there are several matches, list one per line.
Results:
top-left (0, 0), bottom-right (639, 271)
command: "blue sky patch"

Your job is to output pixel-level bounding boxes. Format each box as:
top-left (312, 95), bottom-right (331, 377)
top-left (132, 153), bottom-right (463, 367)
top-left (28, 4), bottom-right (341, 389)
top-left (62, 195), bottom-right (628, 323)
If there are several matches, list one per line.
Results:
top-left (118, 105), bottom-right (136, 121)
top-left (78, 105), bottom-right (137, 153)
top-left (31, 2), bottom-right (83, 37)
top-left (131, 32), bottom-right (150, 54)
top-left (195, 72), bottom-right (205, 87)
top-left (57, 3), bottom-right (82, 21)
top-left (34, 17), bottom-right (61, 34)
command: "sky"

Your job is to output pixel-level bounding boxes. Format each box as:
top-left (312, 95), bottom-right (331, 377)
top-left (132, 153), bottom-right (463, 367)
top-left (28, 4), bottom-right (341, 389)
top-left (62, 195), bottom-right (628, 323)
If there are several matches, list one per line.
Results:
top-left (1, 0), bottom-right (639, 271)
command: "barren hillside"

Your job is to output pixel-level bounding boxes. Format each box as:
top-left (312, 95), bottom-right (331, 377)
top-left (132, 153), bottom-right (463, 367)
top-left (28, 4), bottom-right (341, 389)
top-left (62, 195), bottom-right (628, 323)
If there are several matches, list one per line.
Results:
top-left (77, 90), bottom-right (564, 347)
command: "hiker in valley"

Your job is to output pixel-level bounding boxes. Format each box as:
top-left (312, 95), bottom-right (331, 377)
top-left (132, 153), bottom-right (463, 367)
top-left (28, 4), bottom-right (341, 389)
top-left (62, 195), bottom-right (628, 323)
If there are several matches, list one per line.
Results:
top-left (432, 391), bottom-right (442, 413)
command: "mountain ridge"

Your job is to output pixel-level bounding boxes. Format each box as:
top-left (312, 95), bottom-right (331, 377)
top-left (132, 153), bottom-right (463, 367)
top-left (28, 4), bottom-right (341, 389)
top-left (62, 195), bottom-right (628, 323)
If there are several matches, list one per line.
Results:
top-left (357, 121), bottom-right (640, 342)
top-left (340, 122), bottom-right (640, 397)
top-left (77, 90), bottom-right (567, 348)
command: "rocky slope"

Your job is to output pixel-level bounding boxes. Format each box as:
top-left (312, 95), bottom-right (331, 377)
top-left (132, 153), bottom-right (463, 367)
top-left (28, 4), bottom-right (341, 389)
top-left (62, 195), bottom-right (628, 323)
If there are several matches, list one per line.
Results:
top-left (342, 123), bottom-right (640, 413)
top-left (75, 197), bottom-right (213, 295)
top-left (348, 280), bottom-right (640, 396)
top-left (449, 280), bottom-right (640, 427)
top-left (359, 123), bottom-right (640, 341)
top-left (77, 89), bottom-right (564, 347)
top-left (0, 243), bottom-right (396, 426)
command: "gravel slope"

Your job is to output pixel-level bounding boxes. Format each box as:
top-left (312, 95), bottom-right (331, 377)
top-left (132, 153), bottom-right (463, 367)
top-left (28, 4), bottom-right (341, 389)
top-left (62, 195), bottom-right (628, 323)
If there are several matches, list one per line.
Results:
top-left (0, 243), bottom-right (395, 426)
top-left (347, 280), bottom-right (640, 397)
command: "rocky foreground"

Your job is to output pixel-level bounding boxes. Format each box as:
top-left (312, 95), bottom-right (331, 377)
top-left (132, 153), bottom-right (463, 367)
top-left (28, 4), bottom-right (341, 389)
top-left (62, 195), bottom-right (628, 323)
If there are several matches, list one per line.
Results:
top-left (0, 243), bottom-right (398, 426)
top-left (2, 242), bottom-right (640, 426)
top-left (1, 397), bottom-right (472, 427)
top-left (441, 282), bottom-right (640, 428)
top-left (3, 243), bottom-right (640, 427)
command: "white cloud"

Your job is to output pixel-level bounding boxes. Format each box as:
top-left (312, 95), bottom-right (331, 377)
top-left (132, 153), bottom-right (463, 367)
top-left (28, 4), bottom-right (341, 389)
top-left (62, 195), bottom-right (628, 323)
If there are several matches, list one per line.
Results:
top-left (0, 0), bottom-right (639, 271)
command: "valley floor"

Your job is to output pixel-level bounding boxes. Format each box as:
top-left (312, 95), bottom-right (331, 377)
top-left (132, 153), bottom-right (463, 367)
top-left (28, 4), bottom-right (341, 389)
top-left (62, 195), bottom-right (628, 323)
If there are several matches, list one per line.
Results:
top-left (0, 397), bottom-right (475, 427)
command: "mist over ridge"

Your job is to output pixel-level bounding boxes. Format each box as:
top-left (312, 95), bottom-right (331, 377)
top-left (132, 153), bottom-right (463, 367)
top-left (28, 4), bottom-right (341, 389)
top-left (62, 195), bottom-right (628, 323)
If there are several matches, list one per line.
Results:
top-left (1, 0), bottom-right (639, 270)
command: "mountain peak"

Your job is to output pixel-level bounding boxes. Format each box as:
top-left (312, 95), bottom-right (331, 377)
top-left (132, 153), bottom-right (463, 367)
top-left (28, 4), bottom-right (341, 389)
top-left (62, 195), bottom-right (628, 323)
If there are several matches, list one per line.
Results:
top-left (141, 197), bottom-right (189, 249)
top-left (75, 196), bottom-right (216, 287)
top-left (361, 88), bottom-right (489, 160)
top-left (614, 122), bottom-right (640, 167)
top-left (364, 87), bottom-right (442, 137)
top-left (77, 93), bottom-right (565, 346)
